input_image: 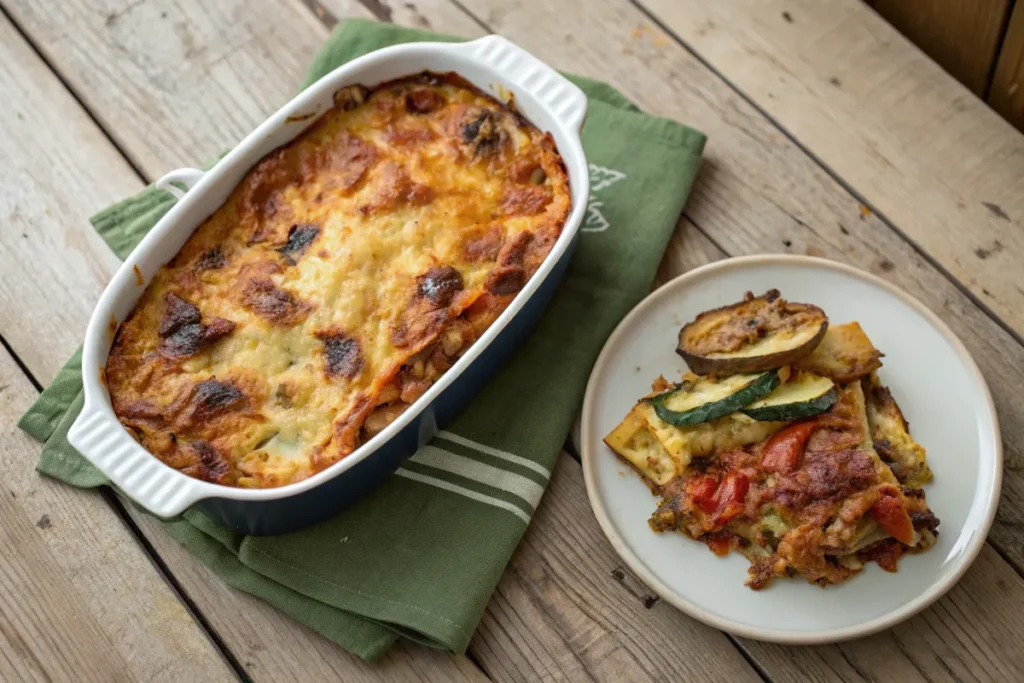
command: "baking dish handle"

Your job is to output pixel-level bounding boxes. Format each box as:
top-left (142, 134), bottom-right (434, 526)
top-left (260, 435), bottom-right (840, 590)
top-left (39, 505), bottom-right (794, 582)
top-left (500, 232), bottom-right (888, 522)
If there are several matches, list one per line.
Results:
top-left (155, 167), bottom-right (205, 200)
top-left (68, 400), bottom-right (207, 518)
top-left (453, 35), bottom-right (588, 133)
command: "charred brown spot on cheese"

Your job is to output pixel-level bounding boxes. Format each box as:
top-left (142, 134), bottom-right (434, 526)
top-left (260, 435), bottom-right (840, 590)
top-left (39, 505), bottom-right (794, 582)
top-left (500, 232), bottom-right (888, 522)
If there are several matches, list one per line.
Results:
top-left (184, 379), bottom-right (246, 423)
top-left (118, 399), bottom-right (163, 422)
top-left (317, 331), bottom-right (363, 380)
top-left (460, 107), bottom-right (506, 157)
top-left (359, 161), bottom-right (434, 214)
top-left (486, 231), bottom-right (532, 295)
top-left (405, 88), bottom-right (446, 114)
top-left (107, 315), bottom-right (118, 340)
top-left (238, 150), bottom-right (297, 241)
top-left (277, 223), bottom-right (320, 263)
top-left (156, 293), bottom-right (236, 359)
top-left (158, 293), bottom-right (200, 336)
top-left (333, 84), bottom-right (368, 111)
top-left (773, 449), bottom-right (877, 510)
top-left (417, 265), bottom-right (463, 307)
top-left (499, 184), bottom-right (552, 216)
top-left (202, 317), bottom-right (236, 343)
top-left (193, 246), bottom-right (226, 273)
top-left (241, 278), bottom-right (311, 326)
top-left (461, 223), bottom-right (504, 262)
top-left (182, 440), bottom-right (232, 484)
top-left (391, 266), bottom-right (464, 349)
top-left (322, 132), bottom-right (378, 193)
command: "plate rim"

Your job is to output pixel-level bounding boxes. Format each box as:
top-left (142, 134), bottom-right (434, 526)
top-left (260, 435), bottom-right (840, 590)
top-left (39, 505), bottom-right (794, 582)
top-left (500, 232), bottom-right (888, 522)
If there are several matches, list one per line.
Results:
top-left (580, 254), bottom-right (1003, 644)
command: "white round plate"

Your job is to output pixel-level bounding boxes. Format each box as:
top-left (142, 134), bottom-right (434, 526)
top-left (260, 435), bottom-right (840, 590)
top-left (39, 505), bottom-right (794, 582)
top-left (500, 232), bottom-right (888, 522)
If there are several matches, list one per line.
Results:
top-left (581, 255), bottom-right (1002, 643)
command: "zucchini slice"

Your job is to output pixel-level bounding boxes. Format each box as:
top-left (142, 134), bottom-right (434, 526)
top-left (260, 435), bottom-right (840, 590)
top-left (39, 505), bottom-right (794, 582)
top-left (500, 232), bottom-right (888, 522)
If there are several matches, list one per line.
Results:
top-left (677, 290), bottom-right (828, 375)
top-left (741, 371), bottom-right (838, 421)
top-left (645, 369), bottom-right (783, 426)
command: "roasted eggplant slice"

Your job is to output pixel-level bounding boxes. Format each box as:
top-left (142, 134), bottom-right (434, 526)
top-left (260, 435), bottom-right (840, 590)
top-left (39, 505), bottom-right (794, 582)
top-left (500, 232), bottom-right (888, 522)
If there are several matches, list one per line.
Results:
top-left (792, 321), bottom-right (883, 384)
top-left (677, 290), bottom-right (827, 375)
top-left (742, 371), bottom-right (837, 421)
top-left (644, 369), bottom-right (784, 426)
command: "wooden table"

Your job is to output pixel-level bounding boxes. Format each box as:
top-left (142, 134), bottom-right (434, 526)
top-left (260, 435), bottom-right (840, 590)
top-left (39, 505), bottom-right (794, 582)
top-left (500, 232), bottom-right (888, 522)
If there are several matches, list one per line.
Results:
top-left (2, 0), bottom-right (1023, 681)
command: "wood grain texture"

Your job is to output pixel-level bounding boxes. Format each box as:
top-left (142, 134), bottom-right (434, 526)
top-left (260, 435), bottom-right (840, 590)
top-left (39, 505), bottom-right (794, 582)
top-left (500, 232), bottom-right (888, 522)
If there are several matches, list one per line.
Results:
top-left (472, 453), bottom-right (761, 683)
top-left (990, 0), bottom-right (1024, 131)
top-left (639, 0), bottom-right (1024, 341)
top-left (0, 1), bottom-right (490, 680)
top-left (2, 0), bottom-right (327, 177)
top-left (316, 0), bottom-right (487, 35)
top-left (659, 223), bottom-right (1024, 683)
top-left (0, 14), bottom-right (240, 683)
top-left (0, 12), bottom-right (135, 383)
top-left (0, 368), bottom-right (134, 683)
top-left (867, 0), bottom-right (1012, 95)
top-left (454, 0), bottom-right (1024, 570)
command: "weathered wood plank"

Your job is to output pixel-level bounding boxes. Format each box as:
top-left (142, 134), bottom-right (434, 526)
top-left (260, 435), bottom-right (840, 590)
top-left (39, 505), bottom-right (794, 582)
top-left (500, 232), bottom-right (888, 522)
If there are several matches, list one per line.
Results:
top-left (666, 223), bottom-right (1024, 683)
top-left (990, 0), bottom-right (1024, 132)
top-left (1, 1), bottom-right (491, 679)
top-left (0, 364), bottom-right (134, 683)
top-left (454, 0), bottom-right (1024, 573)
top-left (316, 0), bottom-right (487, 35)
top-left (4, 0), bottom-right (327, 177)
top-left (866, 0), bottom-right (1012, 96)
top-left (639, 0), bottom-right (1024, 341)
top-left (0, 13), bottom-right (239, 683)
top-left (473, 452), bottom-right (762, 683)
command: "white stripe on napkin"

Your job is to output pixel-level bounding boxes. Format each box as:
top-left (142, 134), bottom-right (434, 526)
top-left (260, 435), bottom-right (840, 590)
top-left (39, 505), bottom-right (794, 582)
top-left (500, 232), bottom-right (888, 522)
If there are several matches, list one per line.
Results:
top-left (411, 445), bottom-right (545, 510)
top-left (395, 467), bottom-right (531, 524)
top-left (437, 430), bottom-right (551, 477)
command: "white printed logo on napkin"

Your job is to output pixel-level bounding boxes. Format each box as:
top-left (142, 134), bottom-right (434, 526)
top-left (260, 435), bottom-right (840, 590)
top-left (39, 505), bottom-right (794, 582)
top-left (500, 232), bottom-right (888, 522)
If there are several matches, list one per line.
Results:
top-left (583, 164), bottom-right (627, 233)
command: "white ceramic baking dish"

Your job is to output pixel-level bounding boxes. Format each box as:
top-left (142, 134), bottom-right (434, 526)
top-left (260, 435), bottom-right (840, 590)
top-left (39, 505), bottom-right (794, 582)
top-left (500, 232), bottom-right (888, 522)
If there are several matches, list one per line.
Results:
top-left (68, 35), bottom-right (589, 534)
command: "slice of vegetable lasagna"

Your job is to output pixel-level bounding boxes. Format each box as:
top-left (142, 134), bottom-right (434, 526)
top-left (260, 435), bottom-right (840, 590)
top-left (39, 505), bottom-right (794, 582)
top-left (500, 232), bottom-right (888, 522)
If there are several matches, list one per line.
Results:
top-left (605, 292), bottom-right (939, 588)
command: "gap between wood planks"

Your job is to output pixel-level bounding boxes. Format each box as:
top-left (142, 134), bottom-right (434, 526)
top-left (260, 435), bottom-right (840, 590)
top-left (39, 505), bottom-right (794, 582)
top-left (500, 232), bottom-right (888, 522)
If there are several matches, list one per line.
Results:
top-left (626, 0), bottom-right (1024, 356)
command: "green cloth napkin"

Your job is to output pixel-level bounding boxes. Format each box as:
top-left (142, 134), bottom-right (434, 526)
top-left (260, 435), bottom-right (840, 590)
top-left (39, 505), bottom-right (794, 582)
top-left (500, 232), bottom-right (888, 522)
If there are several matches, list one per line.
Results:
top-left (19, 19), bottom-right (705, 661)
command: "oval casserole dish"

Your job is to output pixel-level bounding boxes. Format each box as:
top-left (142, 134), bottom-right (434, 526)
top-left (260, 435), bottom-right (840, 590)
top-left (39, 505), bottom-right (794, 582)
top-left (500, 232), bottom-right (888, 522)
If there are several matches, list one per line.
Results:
top-left (68, 35), bottom-right (590, 534)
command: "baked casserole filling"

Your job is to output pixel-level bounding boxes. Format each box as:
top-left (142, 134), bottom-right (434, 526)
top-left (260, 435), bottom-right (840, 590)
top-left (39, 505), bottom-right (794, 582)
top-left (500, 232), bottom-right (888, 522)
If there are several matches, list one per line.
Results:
top-left (105, 73), bottom-right (571, 488)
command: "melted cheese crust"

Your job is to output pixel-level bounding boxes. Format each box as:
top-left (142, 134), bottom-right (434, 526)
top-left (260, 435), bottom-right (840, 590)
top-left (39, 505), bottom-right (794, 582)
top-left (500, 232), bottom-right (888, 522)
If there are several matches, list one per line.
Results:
top-left (106, 73), bottom-right (570, 488)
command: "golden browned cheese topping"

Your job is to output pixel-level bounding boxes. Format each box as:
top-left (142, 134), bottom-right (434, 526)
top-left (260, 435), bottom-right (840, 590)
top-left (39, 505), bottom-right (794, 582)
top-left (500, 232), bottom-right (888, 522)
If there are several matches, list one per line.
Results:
top-left (106, 73), bottom-right (571, 488)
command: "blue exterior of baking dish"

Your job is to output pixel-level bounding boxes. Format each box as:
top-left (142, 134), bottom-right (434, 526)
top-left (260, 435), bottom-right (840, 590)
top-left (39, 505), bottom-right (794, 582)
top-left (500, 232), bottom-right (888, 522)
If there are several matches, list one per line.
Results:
top-left (67, 35), bottom-right (590, 535)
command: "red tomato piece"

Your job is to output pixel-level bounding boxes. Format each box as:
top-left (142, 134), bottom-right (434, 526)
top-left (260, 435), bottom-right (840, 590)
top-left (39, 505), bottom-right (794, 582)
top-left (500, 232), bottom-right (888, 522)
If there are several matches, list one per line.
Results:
top-left (714, 472), bottom-right (750, 524)
top-left (759, 421), bottom-right (819, 473)
top-left (870, 492), bottom-right (915, 545)
top-left (686, 475), bottom-right (719, 514)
